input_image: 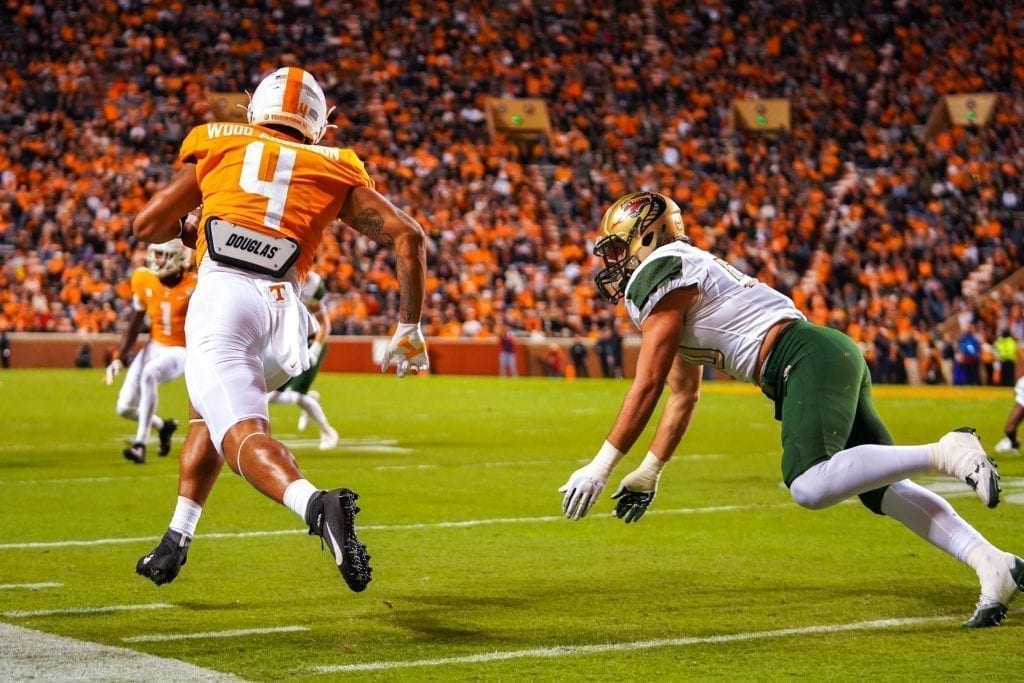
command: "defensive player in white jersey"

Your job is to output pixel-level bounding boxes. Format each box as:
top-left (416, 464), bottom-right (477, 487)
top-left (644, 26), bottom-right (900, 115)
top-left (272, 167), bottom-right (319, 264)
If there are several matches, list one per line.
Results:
top-left (558, 191), bottom-right (1023, 628)
top-left (131, 67), bottom-right (429, 593)
top-left (105, 239), bottom-right (194, 464)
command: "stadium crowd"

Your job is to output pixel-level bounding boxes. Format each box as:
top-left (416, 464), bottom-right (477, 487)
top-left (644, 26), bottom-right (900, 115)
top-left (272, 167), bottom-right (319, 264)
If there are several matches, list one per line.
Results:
top-left (1, 0), bottom-right (1022, 384)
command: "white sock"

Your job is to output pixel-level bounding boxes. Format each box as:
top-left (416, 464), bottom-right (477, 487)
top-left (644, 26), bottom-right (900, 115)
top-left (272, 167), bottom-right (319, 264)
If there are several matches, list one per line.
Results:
top-left (283, 479), bottom-right (319, 521)
top-left (135, 376), bottom-right (160, 444)
top-left (790, 444), bottom-right (931, 509)
top-left (270, 389), bottom-right (300, 405)
top-left (168, 496), bottom-right (203, 539)
top-left (150, 415), bottom-right (165, 432)
top-left (880, 480), bottom-right (985, 562)
top-left (963, 541), bottom-right (1015, 598)
top-left (296, 393), bottom-right (332, 434)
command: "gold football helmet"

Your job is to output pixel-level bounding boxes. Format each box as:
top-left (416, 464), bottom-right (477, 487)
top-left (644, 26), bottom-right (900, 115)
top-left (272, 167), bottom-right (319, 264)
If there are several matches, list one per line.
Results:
top-left (593, 192), bottom-right (686, 302)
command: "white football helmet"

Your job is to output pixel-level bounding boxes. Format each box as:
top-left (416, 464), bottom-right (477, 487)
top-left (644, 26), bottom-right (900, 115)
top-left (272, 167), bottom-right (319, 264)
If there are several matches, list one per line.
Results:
top-left (247, 67), bottom-right (330, 144)
top-left (146, 238), bottom-right (187, 279)
top-left (593, 191), bottom-right (686, 302)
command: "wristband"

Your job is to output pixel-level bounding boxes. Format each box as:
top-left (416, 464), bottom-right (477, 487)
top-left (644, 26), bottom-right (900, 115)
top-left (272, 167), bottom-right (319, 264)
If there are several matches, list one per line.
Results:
top-left (394, 322), bottom-right (420, 336)
top-left (592, 439), bottom-right (625, 473)
top-left (638, 451), bottom-right (669, 477)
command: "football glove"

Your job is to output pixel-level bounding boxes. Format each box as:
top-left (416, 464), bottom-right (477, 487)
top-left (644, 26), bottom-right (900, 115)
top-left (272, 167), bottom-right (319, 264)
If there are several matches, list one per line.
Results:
top-left (559, 462), bottom-right (613, 521)
top-left (610, 489), bottom-right (656, 523)
top-left (558, 441), bottom-right (626, 520)
top-left (610, 452), bottom-right (667, 524)
top-left (380, 322), bottom-right (429, 378)
top-left (103, 358), bottom-right (124, 385)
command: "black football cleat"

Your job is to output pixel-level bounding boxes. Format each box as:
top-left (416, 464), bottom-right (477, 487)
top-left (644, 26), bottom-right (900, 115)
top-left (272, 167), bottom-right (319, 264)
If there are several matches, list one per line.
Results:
top-left (306, 488), bottom-right (372, 592)
top-left (157, 419), bottom-right (178, 457)
top-left (136, 530), bottom-right (190, 586)
top-left (123, 441), bottom-right (146, 464)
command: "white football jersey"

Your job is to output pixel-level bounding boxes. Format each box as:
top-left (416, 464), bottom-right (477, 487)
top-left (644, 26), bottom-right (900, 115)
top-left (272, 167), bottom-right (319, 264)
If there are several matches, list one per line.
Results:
top-left (623, 241), bottom-right (805, 384)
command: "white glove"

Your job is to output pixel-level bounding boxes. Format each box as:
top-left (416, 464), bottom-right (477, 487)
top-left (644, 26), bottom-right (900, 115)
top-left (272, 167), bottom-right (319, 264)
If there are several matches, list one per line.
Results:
top-left (558, 441), bottom-right (625, 520)
top-left (103, 358), bottom-right (124, 385)
top-left (308, 340), bottom-right (324, 361)
top-left (610, 452), bottom-right (667, 524)
top-left (380, 322), bottom-right (429, 378)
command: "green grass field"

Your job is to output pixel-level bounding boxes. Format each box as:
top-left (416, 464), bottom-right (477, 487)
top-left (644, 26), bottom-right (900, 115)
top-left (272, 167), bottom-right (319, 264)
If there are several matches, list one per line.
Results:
top-left (1, 370), bottom-right (1023, 681)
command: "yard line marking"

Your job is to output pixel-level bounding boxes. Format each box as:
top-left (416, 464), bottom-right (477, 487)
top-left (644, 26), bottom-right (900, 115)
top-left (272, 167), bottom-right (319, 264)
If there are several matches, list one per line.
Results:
top-left (0, 485), bottom-right (1003, 552)
top-left (0, 530), bottom-right (297, 550)
top-left (122, 625), bottom-right (309, 643)
top-left (0, 475), bottom-right (178, 485)
top-left (1, 491), bottom-right (999, 551)
top-left (310, 615), bottom-right (957, 673)
top-left (0, 502), bottom-right (794, 550)
top-left (3, 603), bottom-right (173, 618)
top-left (0, 582), bottom-right (62, 591)
top-left (0, 623), bottom-right (241, 682)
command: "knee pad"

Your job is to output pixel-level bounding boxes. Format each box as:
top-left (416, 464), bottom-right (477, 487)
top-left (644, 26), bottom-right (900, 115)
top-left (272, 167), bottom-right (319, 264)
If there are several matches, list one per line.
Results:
top-left (789, 477), bottom-right (827, 510)
top-left (858, 486), bottom-right (888, 515)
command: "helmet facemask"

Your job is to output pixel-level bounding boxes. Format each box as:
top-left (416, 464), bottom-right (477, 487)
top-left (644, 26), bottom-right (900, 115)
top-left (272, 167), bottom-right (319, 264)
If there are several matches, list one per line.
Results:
top-left (594, 234), bottom-right (641, 303)
top-left (147, 239), bottom-right (187, 279)
top-left (593, 192), bottom-right (686, 303)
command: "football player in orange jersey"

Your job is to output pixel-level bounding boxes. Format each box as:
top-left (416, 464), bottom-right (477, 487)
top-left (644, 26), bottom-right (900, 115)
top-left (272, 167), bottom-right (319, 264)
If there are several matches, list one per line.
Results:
top-left (104, 238), bottom-right (195, 464)
top-left (131, 67), bottom-right (429, 593)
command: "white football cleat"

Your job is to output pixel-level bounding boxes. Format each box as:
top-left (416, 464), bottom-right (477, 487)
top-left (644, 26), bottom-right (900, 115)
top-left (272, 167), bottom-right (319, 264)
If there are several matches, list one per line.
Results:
top-left (965, 553), bottom-right (1024, 628)
top-left (319, 427), bottom-right (339, 451)
top-left (930, 427), bottom-right (1000, 508)
top-left (994, 437), bottom-right (1018, 455)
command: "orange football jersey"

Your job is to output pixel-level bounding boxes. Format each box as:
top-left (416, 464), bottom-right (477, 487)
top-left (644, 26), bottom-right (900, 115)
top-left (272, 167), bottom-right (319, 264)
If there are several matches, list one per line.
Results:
top-left (130, 268), bottom-right (196, 347)
top-left (179, 122), bottom-right (374, 279)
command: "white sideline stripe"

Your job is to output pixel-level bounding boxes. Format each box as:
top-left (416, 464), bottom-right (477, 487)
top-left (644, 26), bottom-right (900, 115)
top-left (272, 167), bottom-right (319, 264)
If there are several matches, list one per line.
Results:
top-left (123, 625), bottom-right (309, 643)
top-left (0, 582), bottom-right (62, 591)
top-left (0, 474), bottom-right (178, 485)
top-left (310, 615), bottom-right (956, 673)
top-left (3, 603), bottom-right (173, 618)
top-left (0, 502), bottom-right (792, 550)
top-left (0, 623), bottom-right (240, 682)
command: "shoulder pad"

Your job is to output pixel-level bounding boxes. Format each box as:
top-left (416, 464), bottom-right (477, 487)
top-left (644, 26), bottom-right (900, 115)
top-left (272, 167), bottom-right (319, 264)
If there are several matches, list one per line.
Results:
top-left (626, 256), bottom-right (683, 310)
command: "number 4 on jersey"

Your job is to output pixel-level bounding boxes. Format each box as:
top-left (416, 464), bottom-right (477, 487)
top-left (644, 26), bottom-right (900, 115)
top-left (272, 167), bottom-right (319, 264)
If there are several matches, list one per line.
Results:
top-left (239, 141), bottom-right (296, 230)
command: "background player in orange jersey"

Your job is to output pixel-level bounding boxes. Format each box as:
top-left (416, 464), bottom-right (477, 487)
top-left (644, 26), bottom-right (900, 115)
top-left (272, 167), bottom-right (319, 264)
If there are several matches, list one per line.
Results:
top-left (131, 67), bottom-right (429, 593)
top-left (104, 238), bottom-right (194, 464)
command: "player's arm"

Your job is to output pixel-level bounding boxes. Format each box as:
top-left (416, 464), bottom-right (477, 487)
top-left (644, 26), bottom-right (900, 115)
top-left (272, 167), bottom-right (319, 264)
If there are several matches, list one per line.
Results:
top-left (133, 164), bottom-right (203, 244)
top-left (309, 300), bottom-right (331, 345)
top-left (610, 354), bottom-right (702, 523)
top-left (339, 185), bottom-right (429, 377)
top-left (606, 286), bottom-right (696, 451)
top-left (305, 299), bottom-right (331, 361)
top-left (559, 286), bottom-right (696, 520)
top-left (104, 306), bottom-right (146, 385)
